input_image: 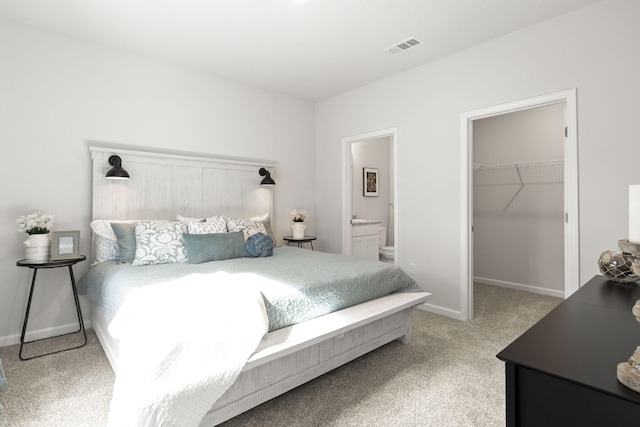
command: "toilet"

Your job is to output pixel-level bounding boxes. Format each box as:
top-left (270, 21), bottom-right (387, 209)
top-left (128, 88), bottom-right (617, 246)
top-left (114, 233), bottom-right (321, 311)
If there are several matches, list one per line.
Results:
top-left (378, 227), bottom-right (395, 263)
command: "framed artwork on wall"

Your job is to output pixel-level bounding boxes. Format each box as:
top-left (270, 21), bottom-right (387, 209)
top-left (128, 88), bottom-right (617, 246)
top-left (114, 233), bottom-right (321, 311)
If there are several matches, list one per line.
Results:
top-left (363, 167), bottom-right (379, 197)
top-left (51, 231), bottom-right (80, 260)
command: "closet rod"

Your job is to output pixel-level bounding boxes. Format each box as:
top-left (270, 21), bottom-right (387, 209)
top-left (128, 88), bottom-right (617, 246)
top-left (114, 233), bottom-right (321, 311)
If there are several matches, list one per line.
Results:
top-left (473, 159), bottom-right (563, 171)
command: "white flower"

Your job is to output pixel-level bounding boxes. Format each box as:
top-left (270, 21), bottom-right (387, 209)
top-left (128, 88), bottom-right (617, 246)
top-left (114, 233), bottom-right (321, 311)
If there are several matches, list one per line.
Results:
top-left (17, 212), bottom-right (54, 235)
top-left (290, 209), bottom-right (306, 222)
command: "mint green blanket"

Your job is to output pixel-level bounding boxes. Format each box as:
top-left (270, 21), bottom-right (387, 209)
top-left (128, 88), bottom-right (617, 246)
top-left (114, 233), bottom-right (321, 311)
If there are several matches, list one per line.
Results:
top-left (78, 246), bottom-right (422, 332)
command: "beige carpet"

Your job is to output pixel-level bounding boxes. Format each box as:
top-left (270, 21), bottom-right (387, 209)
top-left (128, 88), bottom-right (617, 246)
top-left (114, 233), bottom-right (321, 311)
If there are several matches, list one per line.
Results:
top-left (0, 284), bottom-right (560, 427)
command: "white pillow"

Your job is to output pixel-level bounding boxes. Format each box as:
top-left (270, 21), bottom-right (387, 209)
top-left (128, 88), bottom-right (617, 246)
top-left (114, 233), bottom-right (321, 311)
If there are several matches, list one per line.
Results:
top-left (249, 213), bottom-right (276, 243)
top-left (177, 214), bottom-right (227, 231)
top-left (176, 214), bottom-right (204, 223)
top-left (93, 236), bottom-right (119, 265)
top-left (204, 216), bottom-right (228, 232)
top-left (132, 222), bottom-right (188, 266)
top-left (226, 218), bottom-right (267, 241)
top-left (188, 221), bottom-right (227, 234)
top-left (90, 220), bottom-right (121, 242)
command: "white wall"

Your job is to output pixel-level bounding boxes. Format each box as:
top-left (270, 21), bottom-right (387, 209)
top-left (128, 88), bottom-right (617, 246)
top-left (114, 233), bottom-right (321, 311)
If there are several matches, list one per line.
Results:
top-left (0, 18), bottom-right (316, 345)
top-left (315, 0), bottom-right (640, 318)
top-left (473, 104), bottom-right (566, 165)
top-left (351, 137), bottom-right (391, 238)
top-left (473, 104), bottom-right (565, 296)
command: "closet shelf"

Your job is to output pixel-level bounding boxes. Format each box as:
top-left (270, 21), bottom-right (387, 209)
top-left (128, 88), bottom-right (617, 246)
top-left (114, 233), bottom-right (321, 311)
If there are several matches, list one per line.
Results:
top-left (473, 159), bottom-right (563, 171)
top-left (473, 159), bottom-right (564, 211)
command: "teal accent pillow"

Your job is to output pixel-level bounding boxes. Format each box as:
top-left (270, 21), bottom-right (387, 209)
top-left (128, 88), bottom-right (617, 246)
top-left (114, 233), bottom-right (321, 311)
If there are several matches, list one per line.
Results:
top-left (110, 223), bottom-right (137, 262)
top-left (183, 231), bottom-right (244, 264)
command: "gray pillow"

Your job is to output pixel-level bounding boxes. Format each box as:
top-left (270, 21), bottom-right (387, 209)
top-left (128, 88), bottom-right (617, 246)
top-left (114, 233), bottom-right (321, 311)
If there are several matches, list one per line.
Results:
top-left (110, 223), bottom-right (137, 262)
top-left (183, 231), bottom-right (244, 264)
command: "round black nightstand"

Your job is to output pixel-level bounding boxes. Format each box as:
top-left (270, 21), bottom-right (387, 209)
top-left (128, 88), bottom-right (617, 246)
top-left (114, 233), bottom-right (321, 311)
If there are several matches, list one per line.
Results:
top-left (16, 255), bottom-right (87, 360)
top-left (283, 236), bottom-right (317, 250)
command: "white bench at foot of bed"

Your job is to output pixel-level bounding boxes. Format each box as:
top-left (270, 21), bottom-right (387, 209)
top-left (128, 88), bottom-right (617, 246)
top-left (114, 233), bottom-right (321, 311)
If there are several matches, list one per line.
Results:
top-left (91, 291), bottom-right (430, 426)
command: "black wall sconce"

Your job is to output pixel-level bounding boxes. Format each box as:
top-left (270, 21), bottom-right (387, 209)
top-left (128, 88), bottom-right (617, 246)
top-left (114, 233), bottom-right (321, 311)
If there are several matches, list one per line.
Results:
top-left (259, 167), bottom-right (275, 186)
top-left (105, 155), bottom-right (130, 180)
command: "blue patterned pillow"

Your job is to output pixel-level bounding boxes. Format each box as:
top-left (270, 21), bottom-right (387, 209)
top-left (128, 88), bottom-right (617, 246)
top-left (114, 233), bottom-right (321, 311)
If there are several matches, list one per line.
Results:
top-left (132, 222), bottom-right (188, 266)
top-left (183, 231), bottom-right (244, 264)
top-left (244, 232), bottom-right (274, 257)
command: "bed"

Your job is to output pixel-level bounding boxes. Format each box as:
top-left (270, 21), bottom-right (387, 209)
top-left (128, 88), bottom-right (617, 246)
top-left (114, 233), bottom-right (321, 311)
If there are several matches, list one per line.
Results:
top-left (82, 146), bottom-right (431, 426)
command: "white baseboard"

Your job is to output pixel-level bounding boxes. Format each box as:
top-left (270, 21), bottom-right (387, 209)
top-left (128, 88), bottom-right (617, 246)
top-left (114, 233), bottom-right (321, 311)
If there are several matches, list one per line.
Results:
top-left (0, 319), bottom-right (92, 348)
top-left (416, 302), bottom-right (467, 321)
top-left (474, 276), bottom-right (565, 299)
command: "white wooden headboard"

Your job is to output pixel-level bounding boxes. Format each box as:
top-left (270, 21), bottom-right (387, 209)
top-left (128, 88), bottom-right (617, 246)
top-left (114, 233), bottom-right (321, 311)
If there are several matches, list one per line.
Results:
top-left (89, 146), bottom-right (275, 226)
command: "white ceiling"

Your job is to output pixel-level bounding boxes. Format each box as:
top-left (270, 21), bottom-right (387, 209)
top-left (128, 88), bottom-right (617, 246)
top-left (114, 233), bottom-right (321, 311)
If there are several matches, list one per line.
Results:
top-left (0, 0), bottom-right (601, 101)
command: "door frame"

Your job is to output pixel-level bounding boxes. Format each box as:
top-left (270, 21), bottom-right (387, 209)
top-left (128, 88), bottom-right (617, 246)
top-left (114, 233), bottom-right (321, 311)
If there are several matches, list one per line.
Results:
top-left (342, 127), bottom-right (398, 263)
top-left (460, 88), bottom-right (579, 320)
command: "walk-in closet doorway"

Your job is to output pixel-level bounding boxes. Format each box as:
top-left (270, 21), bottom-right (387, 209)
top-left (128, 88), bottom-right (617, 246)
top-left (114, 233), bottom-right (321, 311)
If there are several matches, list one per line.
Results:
top-left (460, 89), bottom-right (579, 321)
top-left (473, 103), bottom-right (565, 298)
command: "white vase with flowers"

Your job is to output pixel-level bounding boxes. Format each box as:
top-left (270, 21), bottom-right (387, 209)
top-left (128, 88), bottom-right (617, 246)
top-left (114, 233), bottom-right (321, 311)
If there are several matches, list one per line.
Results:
top-left (17, 212), bottom-right (54, 263)
top-left (290, 209), bottom-right (306, 239)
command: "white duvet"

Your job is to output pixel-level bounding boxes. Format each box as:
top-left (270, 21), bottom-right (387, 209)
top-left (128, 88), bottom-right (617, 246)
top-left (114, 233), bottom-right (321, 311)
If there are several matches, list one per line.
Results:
top-left (106, 272), bottom-right (269, 427)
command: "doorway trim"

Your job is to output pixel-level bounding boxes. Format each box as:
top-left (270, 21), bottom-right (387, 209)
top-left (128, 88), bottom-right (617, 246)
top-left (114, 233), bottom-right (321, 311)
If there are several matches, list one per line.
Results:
top-left (460, 88), bottom-right (579, 321)
top-left (342, 127), bottom-right (399, 263)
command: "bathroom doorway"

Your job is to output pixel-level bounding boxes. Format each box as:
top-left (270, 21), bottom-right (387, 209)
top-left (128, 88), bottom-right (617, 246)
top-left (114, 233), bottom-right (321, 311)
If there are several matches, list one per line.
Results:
top-left (342, 128), bottom-right (398, 264)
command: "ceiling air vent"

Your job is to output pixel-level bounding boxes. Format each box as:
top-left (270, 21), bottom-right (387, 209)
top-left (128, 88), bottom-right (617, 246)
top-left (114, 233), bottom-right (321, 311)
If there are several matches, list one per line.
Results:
top-left (385, 37), bottom-right (422, 55)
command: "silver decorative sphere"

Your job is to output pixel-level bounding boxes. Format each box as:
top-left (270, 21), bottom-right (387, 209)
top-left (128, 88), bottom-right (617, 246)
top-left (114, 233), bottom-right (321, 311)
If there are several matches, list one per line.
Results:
top-left (598, 250), bottom-right (640, 283)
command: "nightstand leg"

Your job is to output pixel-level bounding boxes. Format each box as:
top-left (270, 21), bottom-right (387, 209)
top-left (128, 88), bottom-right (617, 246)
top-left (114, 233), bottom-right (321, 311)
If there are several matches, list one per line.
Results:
top-left (68, 265), bottom-right (87, 345)
top-left (19, 269), bottom-right (38, 361)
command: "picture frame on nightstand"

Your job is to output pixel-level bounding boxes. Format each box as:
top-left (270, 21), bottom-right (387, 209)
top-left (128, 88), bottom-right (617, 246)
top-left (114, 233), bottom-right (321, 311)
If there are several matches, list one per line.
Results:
top-left (50, 231), bottom-right (80, 260)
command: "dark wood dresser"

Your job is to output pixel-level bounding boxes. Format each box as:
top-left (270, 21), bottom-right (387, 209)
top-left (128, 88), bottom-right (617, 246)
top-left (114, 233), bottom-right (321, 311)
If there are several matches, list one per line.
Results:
top-left (497, 275), bottom-right (640, 426)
